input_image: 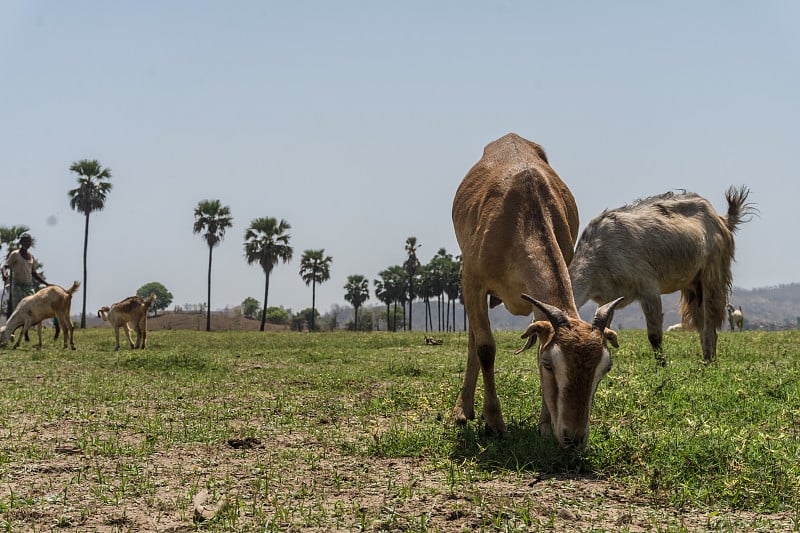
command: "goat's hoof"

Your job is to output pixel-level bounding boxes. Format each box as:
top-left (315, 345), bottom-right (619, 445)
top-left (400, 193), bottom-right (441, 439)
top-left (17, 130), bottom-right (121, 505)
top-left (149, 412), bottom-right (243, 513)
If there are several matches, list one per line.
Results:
top-left (452, 404), bottom-right (475, 426)
top-left (483, 424), bottom-right (506, 437)
top-left (453, 413), bottom-right (469, 426)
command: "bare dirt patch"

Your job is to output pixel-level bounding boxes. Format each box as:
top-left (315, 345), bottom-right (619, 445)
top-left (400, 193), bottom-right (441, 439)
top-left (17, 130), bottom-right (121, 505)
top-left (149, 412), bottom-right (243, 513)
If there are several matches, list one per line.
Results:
top-left (3, 416), bottom-right (795, 532)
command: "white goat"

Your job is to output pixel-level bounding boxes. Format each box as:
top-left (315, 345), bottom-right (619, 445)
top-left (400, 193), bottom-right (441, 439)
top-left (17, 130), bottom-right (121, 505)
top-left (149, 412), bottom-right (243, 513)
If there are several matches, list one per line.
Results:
top-left (727, 304), bottom-right (744, 332)
top-left (0, 281), bottom-right (79, 350)
top-left (98, 293), bottom-right (157, 350)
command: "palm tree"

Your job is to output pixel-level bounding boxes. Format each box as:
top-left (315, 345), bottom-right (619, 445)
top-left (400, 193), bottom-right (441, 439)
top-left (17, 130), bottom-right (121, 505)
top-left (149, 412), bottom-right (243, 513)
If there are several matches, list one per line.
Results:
top-left (193, 199), bottom-right (233, 332)
top-left (343, 274), bottom-right (370, 330)
top-left (0, 225), bottom-right (30, 258)
top-left (444, 257), bottom-right (462, 331)
top-left (243, 217), bottom-right (293, 331)
top-left (417, 263), bottom-right (437, 332)
top-left (298, 249), bottom-right (332, 331)
top-left (68, 159), bottom-right (112, 328)
top-left (428, 248), bottom-right (453, 331)
top-left (373, 277), bottom-right (391, 331)
top-left (403, 237), bottom-right (421, 331)
top-left (375, 265), bottom-right (406, 331)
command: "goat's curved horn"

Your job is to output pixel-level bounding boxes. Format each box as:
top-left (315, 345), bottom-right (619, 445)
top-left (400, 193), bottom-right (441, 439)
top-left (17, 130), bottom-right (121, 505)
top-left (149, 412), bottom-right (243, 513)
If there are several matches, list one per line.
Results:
top-left (521, 293), bottom-right (570, 329)
top-left (592, 297), bottom-right (625, 331)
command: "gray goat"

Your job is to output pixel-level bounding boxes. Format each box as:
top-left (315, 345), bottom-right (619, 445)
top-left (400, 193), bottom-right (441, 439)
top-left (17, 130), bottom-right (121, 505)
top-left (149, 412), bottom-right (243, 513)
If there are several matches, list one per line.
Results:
top-left (570, 186), bottom-right (754, 363)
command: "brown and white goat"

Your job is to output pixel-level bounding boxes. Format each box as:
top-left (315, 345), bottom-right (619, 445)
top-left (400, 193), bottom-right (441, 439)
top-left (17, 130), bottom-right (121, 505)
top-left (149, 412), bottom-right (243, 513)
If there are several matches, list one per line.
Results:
top-left (570, 187), bottom-right (754, 363)
top-left (0, 281), bottom-right (79, 350)
top-left (452, 133), bottom-right (624, 451)
top-left (727, 304), bottom-right (744, 332)
top-left (98, 293), bottom-right (156, 350)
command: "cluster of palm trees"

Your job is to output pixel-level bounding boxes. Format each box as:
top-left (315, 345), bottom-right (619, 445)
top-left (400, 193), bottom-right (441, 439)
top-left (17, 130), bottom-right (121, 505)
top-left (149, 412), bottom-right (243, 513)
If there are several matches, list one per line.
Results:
top-left (194, 202), bottom-right (465, 333)
top-left (372, 239), bottom-right (463, 332)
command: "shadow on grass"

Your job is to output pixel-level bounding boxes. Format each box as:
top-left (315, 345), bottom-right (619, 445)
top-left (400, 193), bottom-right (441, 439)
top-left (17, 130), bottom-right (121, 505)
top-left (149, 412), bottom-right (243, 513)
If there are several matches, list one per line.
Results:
top-left (449, 419), bottom-right (600, 477)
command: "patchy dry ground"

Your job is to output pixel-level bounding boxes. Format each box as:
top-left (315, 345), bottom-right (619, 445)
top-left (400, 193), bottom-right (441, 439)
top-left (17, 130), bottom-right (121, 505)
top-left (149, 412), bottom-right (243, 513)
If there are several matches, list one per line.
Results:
top-left (2, 411), bottom-right (795, 532)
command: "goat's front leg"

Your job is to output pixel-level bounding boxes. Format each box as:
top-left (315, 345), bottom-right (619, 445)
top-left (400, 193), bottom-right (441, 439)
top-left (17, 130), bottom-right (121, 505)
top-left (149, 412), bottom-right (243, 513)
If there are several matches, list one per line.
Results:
top-left (453, 328), bottom-right (479, 425)
top-left (478, 338), bottom-right (505, 435)
top-left (13, 324), bottom-right (27, 349)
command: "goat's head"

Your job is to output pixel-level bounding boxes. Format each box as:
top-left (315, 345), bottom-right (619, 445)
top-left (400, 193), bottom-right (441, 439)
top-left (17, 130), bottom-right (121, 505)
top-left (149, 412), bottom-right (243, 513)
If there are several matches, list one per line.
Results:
top-left (0, 326), bottom-right (11, 348)
top-left (516, 294), bottom-right (624, 451)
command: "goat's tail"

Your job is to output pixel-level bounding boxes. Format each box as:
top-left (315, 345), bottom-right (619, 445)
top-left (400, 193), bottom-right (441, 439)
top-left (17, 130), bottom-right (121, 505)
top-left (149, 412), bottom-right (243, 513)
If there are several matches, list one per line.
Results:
top-left (724, 186), bottom-right (757, 233)
top-left (65, 281), bottom-right (81, 295)
top-left (97, 306), bottom-right (110, 321)
top-left (143, 293), bottom-right (157, 309)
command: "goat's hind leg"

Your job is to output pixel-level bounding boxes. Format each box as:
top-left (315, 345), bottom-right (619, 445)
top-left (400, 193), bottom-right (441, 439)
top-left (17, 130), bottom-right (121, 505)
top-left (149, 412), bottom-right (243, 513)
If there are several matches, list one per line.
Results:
top-left (139, 318), bottom-right (147, 349)
top-left (34, 322), bottom-right (44, 349)
top-left (132, 319), bottom-right (145, 349)
top-left (123, 323), bottom-right (135, 349)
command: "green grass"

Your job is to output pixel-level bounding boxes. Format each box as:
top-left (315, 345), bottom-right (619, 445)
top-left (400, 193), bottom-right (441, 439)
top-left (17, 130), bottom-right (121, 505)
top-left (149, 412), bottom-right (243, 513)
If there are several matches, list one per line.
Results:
top-left (0, 327), bottom-right (798, 531)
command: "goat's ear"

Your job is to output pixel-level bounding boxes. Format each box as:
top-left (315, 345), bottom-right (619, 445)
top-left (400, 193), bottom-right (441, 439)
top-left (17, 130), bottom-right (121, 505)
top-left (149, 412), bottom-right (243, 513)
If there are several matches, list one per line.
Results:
top-left (515, 321), bottom-right (553, 354)
top-left (603, 327), bottom-right (619, 349)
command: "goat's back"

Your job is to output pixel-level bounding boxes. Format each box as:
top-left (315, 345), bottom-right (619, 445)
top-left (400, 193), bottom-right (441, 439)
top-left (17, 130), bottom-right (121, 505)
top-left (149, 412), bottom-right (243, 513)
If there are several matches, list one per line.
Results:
top-left (18, 285), bottom-right (72, 311)
top-left (112, 296), bottom-right (147, 314)
top-left (571, 191), bottom-right (736, 298)
top-left (453, 133), bottom-right (579, 315)
top-left (6, 283), bottom-right (78, 326)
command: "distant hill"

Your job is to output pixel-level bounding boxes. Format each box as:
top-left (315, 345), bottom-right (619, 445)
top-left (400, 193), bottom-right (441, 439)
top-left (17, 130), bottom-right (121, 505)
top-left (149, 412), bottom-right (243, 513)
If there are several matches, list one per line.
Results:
top-left (394, 283), bottom-right (800, 332)
top-left (584, 283), bottom-right (800, 332)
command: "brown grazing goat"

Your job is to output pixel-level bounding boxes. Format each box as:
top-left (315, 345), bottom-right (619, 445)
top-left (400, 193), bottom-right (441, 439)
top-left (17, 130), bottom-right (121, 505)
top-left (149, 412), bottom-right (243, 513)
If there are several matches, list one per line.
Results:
top-left (570, 187), bottom-right (754, 363)
top-left (98, 293), bottom-right (157, 350)
top-left (0, 281), bottom-right (79, 350)
top-left (452, 133), bottom-right (624, 451)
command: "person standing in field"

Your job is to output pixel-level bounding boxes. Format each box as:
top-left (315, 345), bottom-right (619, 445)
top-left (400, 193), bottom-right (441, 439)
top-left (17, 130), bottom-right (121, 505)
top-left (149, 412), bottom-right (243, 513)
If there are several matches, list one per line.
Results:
top-left (1, 233), bottom-right (50, 316)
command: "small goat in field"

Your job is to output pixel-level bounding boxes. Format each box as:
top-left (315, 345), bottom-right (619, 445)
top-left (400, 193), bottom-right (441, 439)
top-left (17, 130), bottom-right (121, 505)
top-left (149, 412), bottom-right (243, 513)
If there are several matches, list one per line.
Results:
top-left (0, 281), bottom-right (79, 350)
top-left (452, 133), bottom-right (624, 451)
top-left (727, 304), bottom-right (744, 331)
top-left (570, 187), bottom-right (755, 363)
top-left (98, 293), bottom-right (156, 350)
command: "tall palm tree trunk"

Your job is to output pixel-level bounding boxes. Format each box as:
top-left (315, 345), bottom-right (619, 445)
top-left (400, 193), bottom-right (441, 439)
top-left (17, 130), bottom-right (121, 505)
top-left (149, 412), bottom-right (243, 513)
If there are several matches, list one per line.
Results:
top-left (80, 213), bottom-right (90, 328)
top-left (260, 271), bottom-right (271, 332)
top-left (424, 299), bottom-right (430, 332)
top-left (408, 281), bottom-right (413, 331)
top-left (206, 246), bottom-right (213, 332)
top-left (310, 279), bottom-right (317, 331)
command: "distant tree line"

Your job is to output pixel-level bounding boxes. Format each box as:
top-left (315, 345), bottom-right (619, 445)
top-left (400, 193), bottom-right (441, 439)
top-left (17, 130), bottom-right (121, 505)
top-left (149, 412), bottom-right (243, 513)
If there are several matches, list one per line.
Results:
top-left (4, 158), bottom-right (465, 333)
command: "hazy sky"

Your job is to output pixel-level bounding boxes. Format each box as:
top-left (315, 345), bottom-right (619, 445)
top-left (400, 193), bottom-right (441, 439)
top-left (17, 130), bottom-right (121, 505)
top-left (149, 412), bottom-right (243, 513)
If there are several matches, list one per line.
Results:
top-left (2, 2), bottom-right (798, 318)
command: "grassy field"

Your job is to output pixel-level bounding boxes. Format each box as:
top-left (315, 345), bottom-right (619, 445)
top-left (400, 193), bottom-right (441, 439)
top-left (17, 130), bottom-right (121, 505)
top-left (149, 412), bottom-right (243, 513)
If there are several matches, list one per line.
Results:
top-left (0, 327), bottom-right (798, 532)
